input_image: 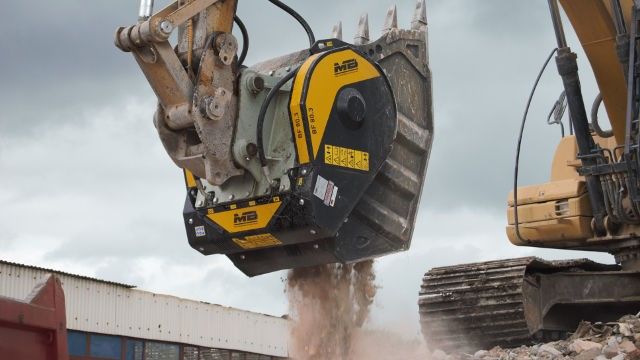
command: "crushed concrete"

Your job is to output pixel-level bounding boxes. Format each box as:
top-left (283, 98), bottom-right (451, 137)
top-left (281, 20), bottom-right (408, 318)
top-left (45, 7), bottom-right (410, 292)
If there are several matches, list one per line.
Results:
top-left (428, 314), bottom-right (640, 360)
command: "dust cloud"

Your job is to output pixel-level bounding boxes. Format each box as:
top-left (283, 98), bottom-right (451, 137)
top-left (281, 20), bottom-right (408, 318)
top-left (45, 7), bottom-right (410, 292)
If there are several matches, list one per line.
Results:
top-left (286, 260), bottom-right (427, 360)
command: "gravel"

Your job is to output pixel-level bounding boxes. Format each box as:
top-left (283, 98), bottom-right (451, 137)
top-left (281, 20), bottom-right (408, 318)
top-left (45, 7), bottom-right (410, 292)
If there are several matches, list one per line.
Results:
top-left (428, 314), bottom-right (640, 360)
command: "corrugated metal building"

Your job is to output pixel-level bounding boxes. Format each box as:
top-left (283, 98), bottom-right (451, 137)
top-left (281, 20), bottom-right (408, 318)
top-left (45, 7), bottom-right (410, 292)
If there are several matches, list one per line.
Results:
top-left (0, 260), bottom-right (289, 360)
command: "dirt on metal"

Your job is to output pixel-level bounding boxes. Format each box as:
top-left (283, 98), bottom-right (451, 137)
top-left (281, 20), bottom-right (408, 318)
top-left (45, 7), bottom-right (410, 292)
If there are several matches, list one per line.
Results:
top-left (286, 260), bottom-right (377, 360)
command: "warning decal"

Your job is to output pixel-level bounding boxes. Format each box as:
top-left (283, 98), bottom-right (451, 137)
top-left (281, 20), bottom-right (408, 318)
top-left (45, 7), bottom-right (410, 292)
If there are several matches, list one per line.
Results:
top-left (313, 175), bottom-right (339, 207)
top-left (324, 144), bottom-right (369, 171)
top-left (232, 233), bottom-right (282, 250)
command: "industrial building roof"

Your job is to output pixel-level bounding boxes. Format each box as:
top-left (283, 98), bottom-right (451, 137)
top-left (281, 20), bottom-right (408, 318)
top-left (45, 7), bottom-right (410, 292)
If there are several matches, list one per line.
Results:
top-left (0, 259), bottom-right (290, 357)
top-left (0, 259), bottom-right (136, 288)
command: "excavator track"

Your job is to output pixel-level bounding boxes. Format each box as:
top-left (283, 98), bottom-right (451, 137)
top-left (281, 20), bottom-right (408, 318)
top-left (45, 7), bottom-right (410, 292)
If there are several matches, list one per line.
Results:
top-left (419, 258), bottom-right (534, 352)
top-left (418, 257), bottom-right (628, 353)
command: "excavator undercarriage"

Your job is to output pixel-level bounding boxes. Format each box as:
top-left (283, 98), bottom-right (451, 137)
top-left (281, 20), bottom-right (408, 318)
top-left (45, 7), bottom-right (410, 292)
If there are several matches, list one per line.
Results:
top-left (420, 257), bottom-right (640, 352)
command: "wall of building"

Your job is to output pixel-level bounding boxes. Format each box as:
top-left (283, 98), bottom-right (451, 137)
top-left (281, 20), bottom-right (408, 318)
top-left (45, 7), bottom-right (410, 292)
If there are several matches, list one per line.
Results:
top-left (66, 330), bottom-right (281, 360)
top-left (0, 261), bottom-right (289, 358)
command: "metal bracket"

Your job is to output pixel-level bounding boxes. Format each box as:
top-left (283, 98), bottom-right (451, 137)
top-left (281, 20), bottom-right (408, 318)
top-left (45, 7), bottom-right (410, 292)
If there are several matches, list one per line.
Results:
top-left (116, 0), bottom-right (241, 185)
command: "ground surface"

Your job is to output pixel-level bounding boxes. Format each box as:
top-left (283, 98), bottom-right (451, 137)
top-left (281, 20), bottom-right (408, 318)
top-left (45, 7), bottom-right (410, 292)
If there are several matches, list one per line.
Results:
top-left (428, 315), bottom-right (640, 360)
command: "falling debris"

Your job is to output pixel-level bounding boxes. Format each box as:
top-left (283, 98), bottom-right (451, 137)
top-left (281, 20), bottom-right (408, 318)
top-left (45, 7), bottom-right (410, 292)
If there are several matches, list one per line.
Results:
top-left (286, 260), bottom-right (376, 360)
top-left (428, 314), bottom-right (640, 360)
top-left (349, 329), bottom-right (427, 360)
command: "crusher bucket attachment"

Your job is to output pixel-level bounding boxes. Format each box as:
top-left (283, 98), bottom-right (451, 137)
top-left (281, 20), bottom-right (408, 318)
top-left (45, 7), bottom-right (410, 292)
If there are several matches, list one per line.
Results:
top-left (115, 1), bottom-right (433, 276)
top-left (419, 257), bottom-right (640, 353)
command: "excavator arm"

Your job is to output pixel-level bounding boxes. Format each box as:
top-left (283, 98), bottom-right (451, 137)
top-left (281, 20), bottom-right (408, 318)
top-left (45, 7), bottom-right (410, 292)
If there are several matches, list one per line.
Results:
top-left (116, 0), bottom-right (242, 185)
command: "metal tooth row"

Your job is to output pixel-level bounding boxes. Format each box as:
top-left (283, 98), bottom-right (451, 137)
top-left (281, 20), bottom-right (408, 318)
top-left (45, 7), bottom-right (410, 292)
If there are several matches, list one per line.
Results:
top-left (331, 0), bottom-right (427, 44)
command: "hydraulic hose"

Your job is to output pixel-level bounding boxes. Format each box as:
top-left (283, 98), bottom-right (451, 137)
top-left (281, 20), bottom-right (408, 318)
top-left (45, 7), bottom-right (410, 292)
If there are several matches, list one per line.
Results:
top-left (513, 48), bottom-right (558, 243)
top-left (233, 15), bottom-right (249, 67)
top-left (257, 68), bottom-right (299, 168)
top-left (590, 93), bottom-right (614, 138)
top-left (267, 0), bottom-right (315, 47)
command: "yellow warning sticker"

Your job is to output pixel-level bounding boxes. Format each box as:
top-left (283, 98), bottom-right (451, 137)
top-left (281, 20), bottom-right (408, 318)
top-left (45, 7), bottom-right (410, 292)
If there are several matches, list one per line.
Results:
top-left (232, 233), bottom-right (282, 250)
top-left (324, 144), bottom-right (369, 171)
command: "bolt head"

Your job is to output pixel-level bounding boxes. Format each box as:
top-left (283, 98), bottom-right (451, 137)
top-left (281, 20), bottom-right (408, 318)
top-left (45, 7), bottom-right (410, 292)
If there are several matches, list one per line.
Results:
top-left (199, 247), bottom-right (205, 251)
top-left (208, 101), bottom-right (217, 113)
top-left (313, 244), bottom-right (319, 249)
top-left (159, 20), bottom-right (173, 34)
top-left (240, 255), bottom-right (246, 260)
top-left (204, 96), bottom-right (225, 120)
top-left (245, 143), bottom-right (258, 157)
top-left (301, 169), bottom-right (308, 175)
top-left (228, 194), bottom-right (235, 201)
top-left (298, 199), bottom-right (305, 206)
top-left (310, 229), bottom-right (317, 235)
top-left (246, 75), bottom-right (265, 94)
top-left (188, 218), bottom-right (194, 225)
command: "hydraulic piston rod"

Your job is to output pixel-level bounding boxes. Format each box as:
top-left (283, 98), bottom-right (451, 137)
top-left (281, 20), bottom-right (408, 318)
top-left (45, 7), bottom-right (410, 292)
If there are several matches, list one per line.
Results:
top-left (139, 0), bottom-right (154, 21)
top-left (547, 0), bottom-right (608, 236)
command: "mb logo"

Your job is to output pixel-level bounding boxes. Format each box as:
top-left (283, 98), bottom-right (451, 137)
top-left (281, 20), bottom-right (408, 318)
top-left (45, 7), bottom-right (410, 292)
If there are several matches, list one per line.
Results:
top-left (234, 211), bottom-right (258, 226)
top-left (334, 59), bottom-right (358, 76)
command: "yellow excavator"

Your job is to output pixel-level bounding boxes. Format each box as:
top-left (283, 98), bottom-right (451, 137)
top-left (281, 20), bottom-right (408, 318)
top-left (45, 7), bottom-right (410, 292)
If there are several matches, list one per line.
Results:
top-left (420, 0), bottom-right (640, 352)
top-left (116, 0), bottom-right (640, 352)
top-left (114, 0), bottom-right (432, 277)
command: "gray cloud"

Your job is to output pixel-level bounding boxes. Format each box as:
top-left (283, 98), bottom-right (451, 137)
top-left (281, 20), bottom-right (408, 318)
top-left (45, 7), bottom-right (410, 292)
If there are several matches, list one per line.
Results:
top-left (422, 1), bottom-right (602, 212)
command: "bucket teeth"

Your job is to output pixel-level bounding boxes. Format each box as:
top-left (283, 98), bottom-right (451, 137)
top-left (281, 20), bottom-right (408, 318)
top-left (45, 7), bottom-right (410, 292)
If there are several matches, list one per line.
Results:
top-left (411, 0), bottom-right (428, 31)
top-left (383, 5), bottom-right (398, 33)
top-left (332, 21), bottom-right (343, 40)
top-left (354, 13), bottom-right (370, 45)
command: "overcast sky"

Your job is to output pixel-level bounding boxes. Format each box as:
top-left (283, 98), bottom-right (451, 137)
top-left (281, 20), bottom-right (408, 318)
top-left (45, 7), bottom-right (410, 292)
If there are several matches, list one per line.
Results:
top-left (0, 0), bottom-right (616, 339)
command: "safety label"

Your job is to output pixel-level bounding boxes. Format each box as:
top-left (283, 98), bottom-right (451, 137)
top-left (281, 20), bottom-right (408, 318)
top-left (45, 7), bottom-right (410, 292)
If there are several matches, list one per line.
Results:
top-left (313, 175), bottom-right (338, 207)
top-left (232, 233), bottom-right (282, 250)
top-left (324, 144), bottom-right (369, 171)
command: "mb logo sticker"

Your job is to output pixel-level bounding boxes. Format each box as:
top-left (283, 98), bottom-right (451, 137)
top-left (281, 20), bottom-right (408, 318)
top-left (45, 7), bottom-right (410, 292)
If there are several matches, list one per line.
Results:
top-left (234, 211), bottom-right (258, 226)
top-left (334, 59), bottom-right (358, 76)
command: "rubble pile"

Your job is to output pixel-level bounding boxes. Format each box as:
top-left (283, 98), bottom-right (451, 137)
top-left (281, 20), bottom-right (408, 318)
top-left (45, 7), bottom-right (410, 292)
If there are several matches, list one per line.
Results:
top-left (429, 314), bottom-right (640, 360)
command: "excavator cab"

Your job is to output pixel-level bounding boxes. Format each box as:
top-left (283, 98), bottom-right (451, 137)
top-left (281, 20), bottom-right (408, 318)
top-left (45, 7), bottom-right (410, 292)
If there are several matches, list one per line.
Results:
top-left (506, 136), bottom-right (595, 246)
top-left (115, 0), bottom-right (433, 276)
